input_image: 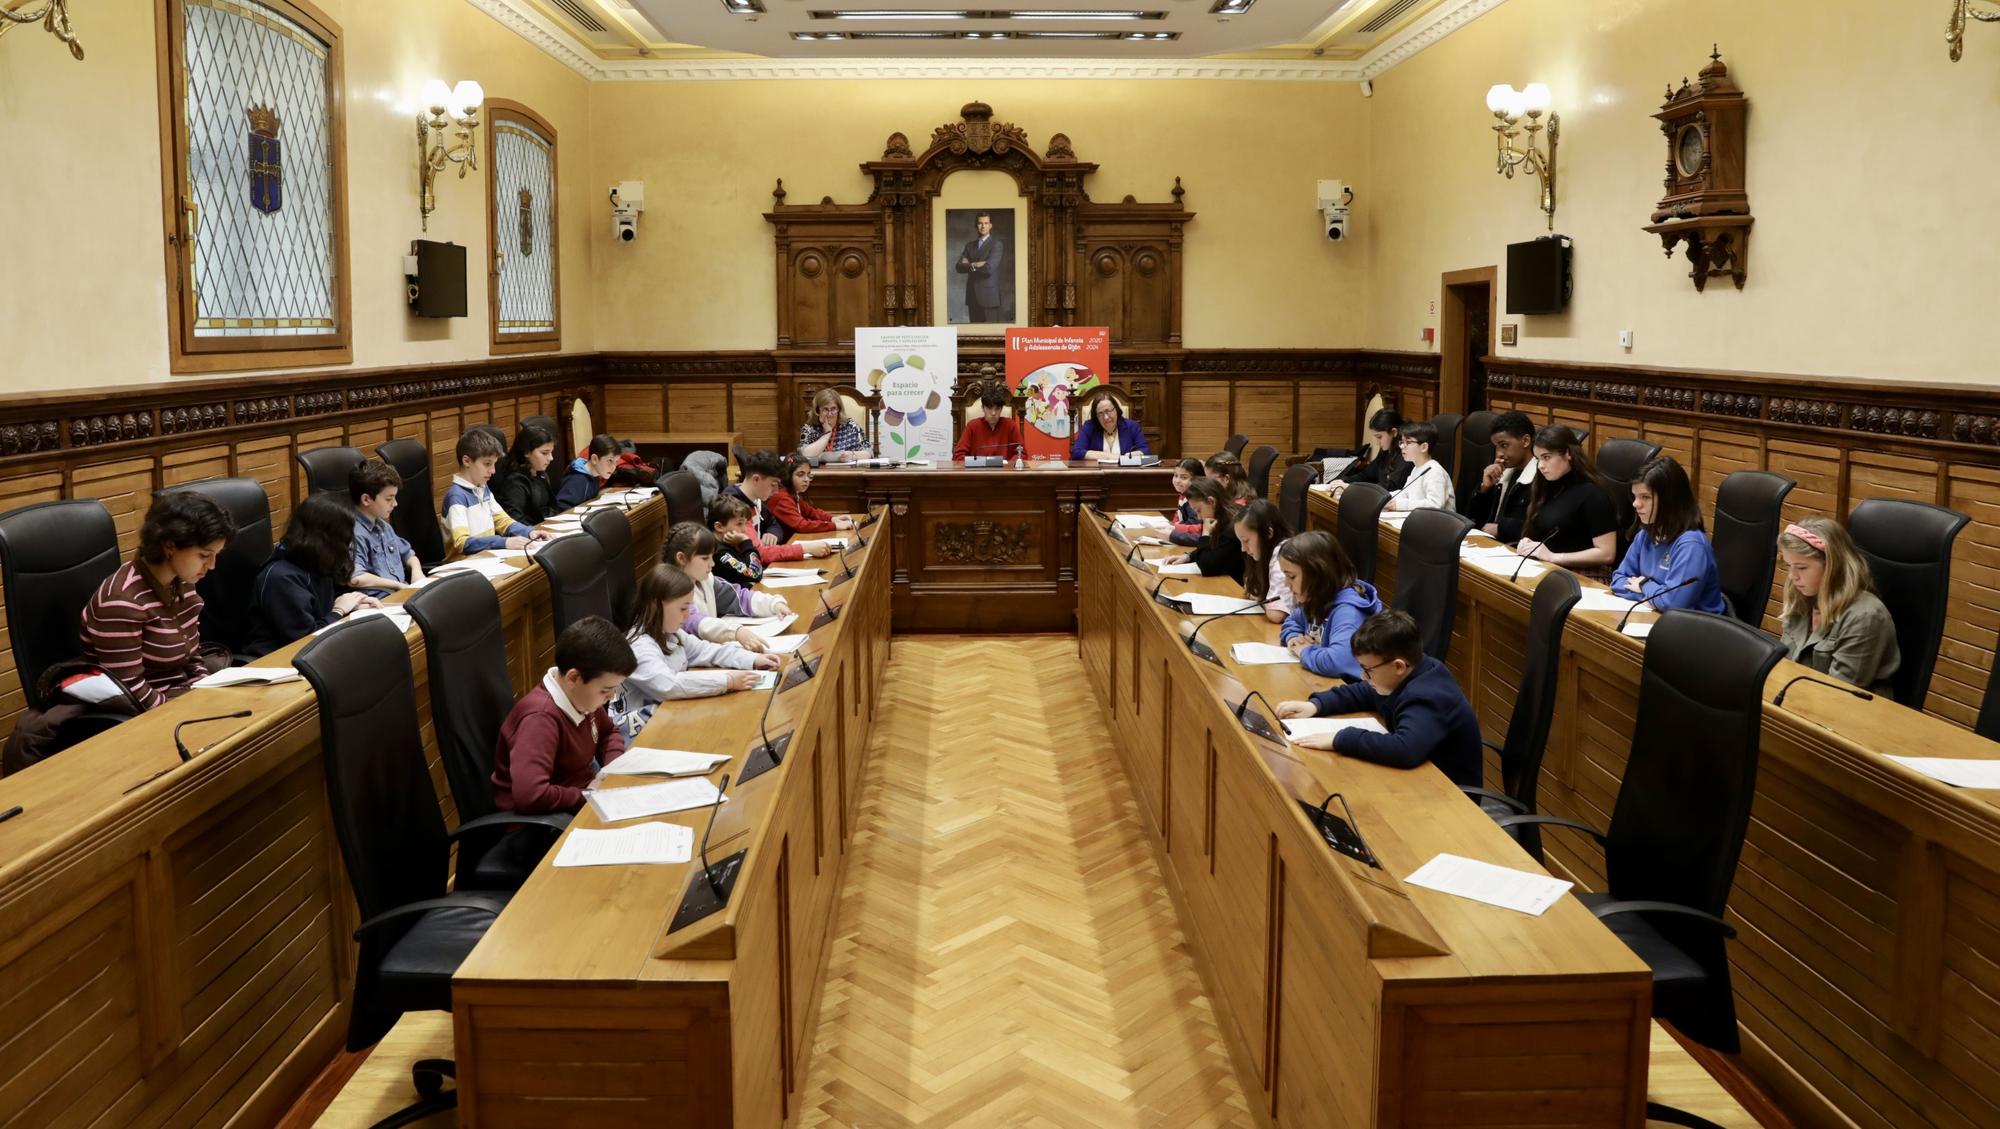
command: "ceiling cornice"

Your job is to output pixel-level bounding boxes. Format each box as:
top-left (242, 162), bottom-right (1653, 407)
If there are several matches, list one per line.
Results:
top-left (464, 0), bottom-right (1505, 83)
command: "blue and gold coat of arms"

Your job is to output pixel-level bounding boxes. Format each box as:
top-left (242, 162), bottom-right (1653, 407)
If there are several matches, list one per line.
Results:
top-left (247, 103), bottom-right (283, 215)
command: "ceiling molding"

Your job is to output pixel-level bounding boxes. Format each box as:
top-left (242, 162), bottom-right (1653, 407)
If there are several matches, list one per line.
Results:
top-left (464, 0), bottom-right (608, 79)
top-left (1356, 0), bottom-right (1510, 79)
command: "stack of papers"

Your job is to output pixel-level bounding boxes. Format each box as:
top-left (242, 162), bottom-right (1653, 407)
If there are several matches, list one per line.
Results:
top-left (1114, 513), bottom-right (1171, 529)
top-left (762, 573), bottom-right (828, 589)
top-left (317, 607), bottom-right (413, 636)
top-left (552, 822), bottom-right (695, 868)
top-left (1177, 593), bottom-right (1263, 616)
top-left (599, 748), bottom-right (731, 777)
top-left (1230, 642), bottom-right (1299, 665)
top-left (1148, 560), bottom-right (1202, 576)
top-left (195, 666), bottom-right (302, 688)
top-left (586, 777), bottom-right (728, 822)
top-left (1379, 510), bottom-right (1414, 524)
top-left (1573, 589), bottom-right (1641, 613)
top-left (435, 557), bottom-right (520, 579)
top-left (1404, 853), bottom-right (1573, 916)
top-left (763, 566), bottom-right (822, 577)
top-left (762, 634), bottom-right (812, 654)
top-left (714, 613), bottom-right (801, 639)
top-left (1281, 716), bottom-right (1388, 743)
top-left (1465, 555), bottom-right (1545, 580)
top-left (1886, 756), bottom-right (2000, 789)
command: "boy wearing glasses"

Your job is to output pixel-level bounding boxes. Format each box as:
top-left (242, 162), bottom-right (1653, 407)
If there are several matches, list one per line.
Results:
top-left (1275, 610), bottom-right (1482, 788)
top-left (1383, 421), bottom-right (1455, 512)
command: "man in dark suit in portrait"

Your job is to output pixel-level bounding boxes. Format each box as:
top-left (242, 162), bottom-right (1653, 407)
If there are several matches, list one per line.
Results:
top-left (955, 212), bottom-right (1005, 322)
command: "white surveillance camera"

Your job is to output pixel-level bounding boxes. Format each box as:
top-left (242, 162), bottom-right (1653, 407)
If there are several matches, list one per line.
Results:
top-left (613, 209), bottom-right (638, 242)
top-left (1316, 179), bottom-right (1355, 242)
top-left (610, 180), bottom-right (645, 243)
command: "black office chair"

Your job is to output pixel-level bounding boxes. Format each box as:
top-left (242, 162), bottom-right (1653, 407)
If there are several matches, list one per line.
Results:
top-left (1223, 434), bottom-right (1249, 458)
top-left (405, 573), bottom-right (569, 892)
top-left (1276, 464), bottom-right (1317, 534)
top-left (1454, 410), bottom-right (1498, 517)
top-left (1710, 470), bottom-right (1795, 627)
top-left (0, 500), bottom-right (122, 711)
top-left (471, 423), bottom-right (507, 453)
top-left (659, 469), bottom-right (705, 530)
top-left (1978, 646), bottom-right (2000, 743)
top-left (293, 616), bottom-right (523, 1128)
top-left (1567, 425), bottom-right (1591, 445)
top-left (1460, 569), bottom-right (1581, 859)
top-left (1594, 437), bottom-right (1663, 555)
top-left (1391, 508), bottom-right (1474, 662)
top-left (1497, 610), bottom-right (1783, 1128)
top-left (730, 443), bottom-right (752, 482)
top-left (297, 445), bottom-right (365, 498)
top-left (1426, 412), bottom-right (1464, 480)
top-left (520, 414), bottom-right (560, 443)
top-left (534, 532), bottom-right (612, 632)
top-left (377, 438), bottom-right (447, 571)
top-left (1335, 482), bottom-right (1389, 586)
top-left (583, 506), bottom-right (636, 624)
top-left (1850, 498), bottom-right (1970, 709)
top-left (156, 477), bottom-right (273, 658)
top-left (1246, 445), bottom-right (1280, 499)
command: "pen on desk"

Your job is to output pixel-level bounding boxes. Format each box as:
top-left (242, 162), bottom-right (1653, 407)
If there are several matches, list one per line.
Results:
top-left (0, 804), bottom-right (23, 824)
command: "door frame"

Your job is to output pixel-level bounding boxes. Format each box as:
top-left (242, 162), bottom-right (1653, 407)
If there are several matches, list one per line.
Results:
top-left (1439, 266), bottom-right (1498, 417)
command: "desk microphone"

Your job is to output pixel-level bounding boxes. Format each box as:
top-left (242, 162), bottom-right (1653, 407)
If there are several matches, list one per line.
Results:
top-left (1383, 462), bottom-right (1437, 510)
top-left (698, 773), bottom-right (732, 898)
top-left (837, 543), bottom-right (856, 579)
top-left (1125, 541), bottom-right (1142, 563)
top-left (175, 710), bottom-right (253, 763)
top-left (1512, 525), bottom-right (1560, 582)
top-left (1234, 689), bottom-right (1284, 742)
top-left (755, 662), bottom-right (787, 766)
top-left (1184, 597), bottom-right (1278, 666)
top-left (1772, 674), bottom-right (1874, 707)
top-left (1150, 575), bottom-right (1189, 611)
top-left (1615, 577), bottom-right (1698, 632)
top-left (817, 589), bottom-right (841, 623)
top-left (855, 510), bottom-right (880, 529)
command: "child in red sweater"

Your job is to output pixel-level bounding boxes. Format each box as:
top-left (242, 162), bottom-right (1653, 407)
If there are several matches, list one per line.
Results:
top-left (768, 453), bottom-right (857, 540)
top-left (491, 615), bottom-right (637, 815)
top-left (724, 450), bottom-right (833, 562)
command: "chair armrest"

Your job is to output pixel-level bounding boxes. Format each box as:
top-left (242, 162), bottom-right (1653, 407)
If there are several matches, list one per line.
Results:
top-left (1490, 813), bottom-right (1608, 845)
top-left (354, 892), bottom-right (510, 942)
top-left (1587, 899), bottom-right (1737, 939)
top-left (449, 811), bottom-right (570, 843)
top-left (1460, 785), bottom-right (1527, 815)
top-left (1481, 739), bottom-right (1504, 756)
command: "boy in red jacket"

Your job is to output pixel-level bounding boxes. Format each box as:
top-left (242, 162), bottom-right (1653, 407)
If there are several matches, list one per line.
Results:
top-left (492, 616), bottom-right (637, 815)
top-left (724, 450), bottom-right (833, 562)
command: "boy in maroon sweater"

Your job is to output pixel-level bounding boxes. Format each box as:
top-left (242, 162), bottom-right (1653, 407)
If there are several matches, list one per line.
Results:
top-left (492, 616), bottom-right (638, 814)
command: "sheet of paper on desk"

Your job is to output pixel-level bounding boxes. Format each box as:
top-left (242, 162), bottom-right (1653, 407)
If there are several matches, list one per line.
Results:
top-left (195, 665), bottom-right (302, 688)
top-left (748, 670), bottom-right (779, 690)
top-left (434, 557), bottom-right (520, 579)
top-left (1459, 544), bottom-right (1518, 559)
top-left (1149, 560), bottom-right (1202, 576)
top-left (762, 634), bottom-right (812, 654)
top-left (1115, 513), bottom-right (1172, 529)
top-left (1573, 589), bottom-right (1640, 612)
top-left (1178, 593), bottom-right (1263, 616)
top-left (1405, 853), bottom-right (1573, 916)
top-left (761, 573), bottom-right (828, 589)
top-left (1231, 642), bottom-right (1299, 665)
top-left (763, 566), bottom-right (822, 577)
top-left (1465, 555), bottom-right (1545, 579)
top-left (1620, 622), bottom-right (1655, 638)
top-left (1378, 511), bottom-right (1414, 524)
top-left (717, 613), bottom-right (799, 638)
top-left (553, 822), bottom-right (695, 867)
top-left (316, 608), bottom-right (413, 635)
top-left (598, 748), bottom-right (731, 778)
top-left (586, 777), bottom-right (727, 823)
top-left (1281, 716), bottom-right (1388, 741)
top-left (1886, 756), bottom-right (2000, 790)
top-left (1136, 535), bottom-right (1172, 545)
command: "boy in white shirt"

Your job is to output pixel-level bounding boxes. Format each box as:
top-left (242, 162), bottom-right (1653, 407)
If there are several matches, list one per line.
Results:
top-left (1385, 420), bottom-right (1456, 512)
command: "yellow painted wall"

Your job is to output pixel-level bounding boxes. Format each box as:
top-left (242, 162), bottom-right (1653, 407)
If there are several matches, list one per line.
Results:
top-left (586, 79), bottom-right (1370, 351)
top-left (0, 0), bottom-right (593, 390)
top-left (1363, 0), bottom-right (2000, 382)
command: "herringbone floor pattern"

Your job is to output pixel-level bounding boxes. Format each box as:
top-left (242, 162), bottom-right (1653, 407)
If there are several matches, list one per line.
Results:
top-left (796, 637), bottom-right (1254, 1129)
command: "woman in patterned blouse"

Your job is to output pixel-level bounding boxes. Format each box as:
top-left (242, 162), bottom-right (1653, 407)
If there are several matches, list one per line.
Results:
top-left (799, 388), bottom-right (869, 462)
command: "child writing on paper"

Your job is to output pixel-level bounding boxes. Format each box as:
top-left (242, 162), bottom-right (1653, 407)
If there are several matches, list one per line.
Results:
top-left (1233, 498), bottom-right (1296, 623)
top-left (1158, 477), bottom-right (1245, 582)
top-left (611, 564), bottom-right (783, 740)
top-left (244, 493), bottom-right (384, 659)
top-left (491, 616), bottom-right (636, 815)
top-left (660, 521), bottom-right (792, 653)
top-left (1609, 456), bottom-right (1727, 614)
top-left (725, 450), bottom-right (834, 559)
top-left (443, 426), bottom-right (551, 558)
top-left (1276, 531), bottom-right (1382, 680)
top-left (1276, 610), bottom-right (1483, 788)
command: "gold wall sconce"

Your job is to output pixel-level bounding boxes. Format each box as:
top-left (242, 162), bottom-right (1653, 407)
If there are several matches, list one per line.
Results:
top-left (0, 0), bottom-right (84, 60)
top-left (1485, 83), bottom-right (1558, 229)
top-left (417, 78), bottom-right (484, 232)
top-left (1949, 1), bottom-right (2000, 60)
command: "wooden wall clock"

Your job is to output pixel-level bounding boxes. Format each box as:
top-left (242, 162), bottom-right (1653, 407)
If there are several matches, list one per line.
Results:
top-left (1644, 48), bottom-right (1753, 291)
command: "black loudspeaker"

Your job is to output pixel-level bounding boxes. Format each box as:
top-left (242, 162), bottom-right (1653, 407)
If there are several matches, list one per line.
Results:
top-left (407, 239), bottom-right (468, 318)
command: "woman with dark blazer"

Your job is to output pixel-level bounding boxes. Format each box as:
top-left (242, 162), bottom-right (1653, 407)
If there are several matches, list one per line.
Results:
top-left (244, 492), bottom-right (380, 658)
top-left (1069, 392), bottom-right (1151, 460)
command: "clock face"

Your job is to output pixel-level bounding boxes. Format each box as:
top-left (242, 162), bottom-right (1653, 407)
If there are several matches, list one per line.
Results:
top-left (1675, 123), bottom-right (1706, 179)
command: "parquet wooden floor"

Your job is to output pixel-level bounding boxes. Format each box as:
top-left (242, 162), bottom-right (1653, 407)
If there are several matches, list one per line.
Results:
top-left (795, 637), bottom-right (1256, 1129)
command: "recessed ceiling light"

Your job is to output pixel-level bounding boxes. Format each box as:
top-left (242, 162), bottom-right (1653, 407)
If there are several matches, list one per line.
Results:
top-left (722, 0), bottom-right (765, 14)
top-left (809, 8), bottom-right (1167, 20)
top-left (810, 9), bottom-right (973, 18)
top-left (1210, 0), bottom-right (1256, 13)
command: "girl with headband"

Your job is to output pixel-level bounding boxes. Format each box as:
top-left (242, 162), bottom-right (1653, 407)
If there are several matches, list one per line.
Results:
top-left (1777, 517), bottom-right (1900, 694)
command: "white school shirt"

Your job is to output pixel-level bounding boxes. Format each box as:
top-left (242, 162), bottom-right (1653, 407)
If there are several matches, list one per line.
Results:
top-left (1386, 460), bottom-right (1456, 512)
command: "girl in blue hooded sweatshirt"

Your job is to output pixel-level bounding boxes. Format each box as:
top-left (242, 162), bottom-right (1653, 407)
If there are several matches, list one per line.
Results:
top-left (554, 434), bottom-right (622, 512)
top-left (1277, 530), bottom-right (1383, 681)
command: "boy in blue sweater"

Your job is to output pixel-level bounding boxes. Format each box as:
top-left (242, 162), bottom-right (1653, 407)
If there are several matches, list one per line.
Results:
top-left (1276, 610), bottom-right (1483, 789)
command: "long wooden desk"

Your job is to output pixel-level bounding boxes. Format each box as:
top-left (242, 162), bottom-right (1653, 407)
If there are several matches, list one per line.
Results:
top-left (1077, 514), bottom-right (1654, 1128)
top-left (812, 460), bottom-right (1175, 632)
top-left (1307, 489), bottom-right (2000, 1129)
top-left (0, 494), bottom-right (666, 1129)
top-left (450, 514), bottom-right (892, 1127)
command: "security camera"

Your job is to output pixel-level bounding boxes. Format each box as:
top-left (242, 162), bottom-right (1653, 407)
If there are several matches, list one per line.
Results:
top-left (1317, 179), bottom-right (1355, 242)
top-left (613, 209), bottom-right (639, 242)
top-left (609, 180), bottom-right (645, 244)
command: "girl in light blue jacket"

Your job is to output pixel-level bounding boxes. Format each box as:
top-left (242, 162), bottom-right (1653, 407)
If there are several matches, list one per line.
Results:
top-left (1276, 531), bottom-right (1383, 681)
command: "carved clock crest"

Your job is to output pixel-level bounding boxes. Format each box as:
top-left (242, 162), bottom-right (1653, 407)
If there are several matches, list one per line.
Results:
top-left (1644, 47), bottom-right (1753, 292)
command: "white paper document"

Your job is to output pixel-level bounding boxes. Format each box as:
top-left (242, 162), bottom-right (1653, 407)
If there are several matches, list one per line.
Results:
top-left (1404, 853), bottom-right (1573, 916)
top-left (748, 670), bottom-right (779, 690)
top-left (1136, 535), bottom-right (1173, 546)
top-left (1378, 510), bottom-right (1414, 524)
top-left (1886, 756), bottom-right (2000, 789)
top-left (761, 573), bottom-right (828, 589)
top-left (435, 557), bottom-right (520, 579)
top-left (1621, 622), bottom-right (1655, 639)
top-left (1458, 544), bottom-right (1519, 560)
top-left (552, 822), bottom-right (695, 868)
top-left (1149, 560), bottom-right (1202, 576)
top-left (1114, 513), bottom-right (1172, 529)
top-left (762, 566), bottom-right (823, 577)
top-left (598, 748), bottom-right (731, 778)
top-left (586, 777), bottom-right (728, 823)
top-left (1465, 555), bottom-right (1546, 580)
top-left (1177, 593), bottom-right (1263, 616)
top-left (1320, 456), bottom-right (1356, 481)
top-left (194, 666), bottom-right (302, 688)
top-left (317, 608), bottom-right (413, 636)
top-left (1573, 588), bottom-right (1641, 613)
top-left (761, 634), bottom-right (812, 655)
top-left (1230, 642), bottom-right (1299, 666)
top-left (61, 673), bottom-right (132, 705)
top-left (716, 613), bottom-right (800, 639)
top-left (1281, 716), bottom-right (1388, 743)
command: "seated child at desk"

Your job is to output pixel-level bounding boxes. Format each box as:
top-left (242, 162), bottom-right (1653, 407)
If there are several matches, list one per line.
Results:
top-left (661, 521), bottom-right (792, 653)
top-left (491, 615), bottom-right (636, 815)
top-left (79, 490), bottom-right (237, 710)
top-left (1203, 452), bottom-right (1254, 505)
top-left (725, 450), bottom-right (833, 560)
top-left (1777, 516), bottom-right (1901, 695)
top-left (1608, 455), bottom-right (1726, 614)
top-left (444, 426), bottom-right (548, 557)
top-left (554, 433), bottom-right (623, 513)
top-left (1276, 531), bottom-right (1382, 680)
top-left (1158, 477), bottom-right (1245, 582)
top-left (1276, 610), bottom-right (1483, 789)
top-left (1233, 498), bottom-right (1296, 623)
top-left (769, 453), bottom-right (856, 540)
top-left (244, 492), bottom-right (382, 659)
top-left (347, 457), bottom-right (425, 596)
top-left (1168, 458), bottom-right (1204, 546)
top-left (611, 564), bottom-right (783, 740)
top-left (1383, 420), bottom-right (1456, 512)
top-left (492, 422), bottom-right (559, 527)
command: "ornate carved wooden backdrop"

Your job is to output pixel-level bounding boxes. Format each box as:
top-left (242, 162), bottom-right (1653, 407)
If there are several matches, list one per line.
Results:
top-left (765, 102), bottom-right (1193, 350)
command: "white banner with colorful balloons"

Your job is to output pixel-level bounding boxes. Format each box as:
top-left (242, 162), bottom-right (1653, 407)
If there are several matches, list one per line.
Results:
top-left (857, 327), bottom-right (958, 462)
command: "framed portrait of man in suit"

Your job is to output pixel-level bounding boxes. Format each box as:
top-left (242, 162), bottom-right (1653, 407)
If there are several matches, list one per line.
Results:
top-left (942, 206), bottom-right (1016, 325)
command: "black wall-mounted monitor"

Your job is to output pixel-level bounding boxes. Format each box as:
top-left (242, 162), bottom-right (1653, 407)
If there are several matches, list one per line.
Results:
top-left (408, 239), bottom-right (467, 319)
top-left (1505, 236), bottom-right (1572, 315)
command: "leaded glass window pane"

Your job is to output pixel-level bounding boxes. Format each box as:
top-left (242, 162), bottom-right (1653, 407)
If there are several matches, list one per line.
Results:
top-left (492, 119), bottom-right (556, 337)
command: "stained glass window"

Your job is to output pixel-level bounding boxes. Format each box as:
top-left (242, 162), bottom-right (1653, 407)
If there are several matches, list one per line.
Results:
top-left (487, 104), bottom-right (560, 352)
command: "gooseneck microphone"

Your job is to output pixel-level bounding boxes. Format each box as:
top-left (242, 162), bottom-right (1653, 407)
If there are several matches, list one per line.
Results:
top-left (1235, 689), bottom-right (1284, 741)
top-left (1772, 674), bottom-right (1874, 707)
top-left (175, 710), bottom-right (253, 763)
top-left (1185, 597), bottom-right (1279, 666)
top-left (1512, 524), bottom-right (1561, 582)
top-left (1383, 461), bottom-right (1436, 510)
top-left (1615, 576), bottom-right (1699, 632)
top-left (698, 772), bottom-right (732, 898)
top-left (818, 589), bottom-right (841, 623)
top-left (756, 662), bottom-right (787, 766)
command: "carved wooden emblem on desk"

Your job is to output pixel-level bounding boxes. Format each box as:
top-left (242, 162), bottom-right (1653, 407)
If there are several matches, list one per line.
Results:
top-left (934, 519), bottom-right (1034, 565)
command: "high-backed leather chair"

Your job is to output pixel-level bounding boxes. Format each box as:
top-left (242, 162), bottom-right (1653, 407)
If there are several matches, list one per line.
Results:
top-left (405, 573), bottom-right (569, 891)
top-left (1223, 434), bottom-right (1249, 458)
top-left (1462, 570), bottom-right (1581, 859)
top-left (1335, 482), bottom-right (1389, 586)
top-left (520, 414), bottom-right (560, 442)
top-left (1594, 437), bottom-right (1664, 554)
top-left (583, 506), bottom-right (635, 624)
top-left (376, 438), bottom-right (447, 570)
top-left (1497, 609), bottom-right (1783, 1110)
top-left (296, 445), bottom-right (365, 498)
top-left (534, 532), bottom-right (612, 633)
top-left (155, 477), bottom-right (273, 657)
top-left (1455, 410), bottom-right (1498, 517)
top-left (1425, 412), bottom-right (1464, 480)
top-left (1850, 498), bottom-right (1971, 709)
top-left (1246, 445), bottom-right (1280, 499)
top-left (471, 423), bottom-right (507, 454)
top-left (0, 500), bottom-right (121, 710)
top-left (1391, 507), bottom-right (1474, 662)
top-left (730, 443), bottom-right (751, 482)
top-left (292, 615), bottom-right (521, 1126)
top-left (1979, 649), bottom-right (2000, 744)
top-left (659, 469), bottom-right (705, 529)
top-left (1276, 464), bottom-right (1317, 534)
top-left (1710, 470), bottom-right (1795, 627)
